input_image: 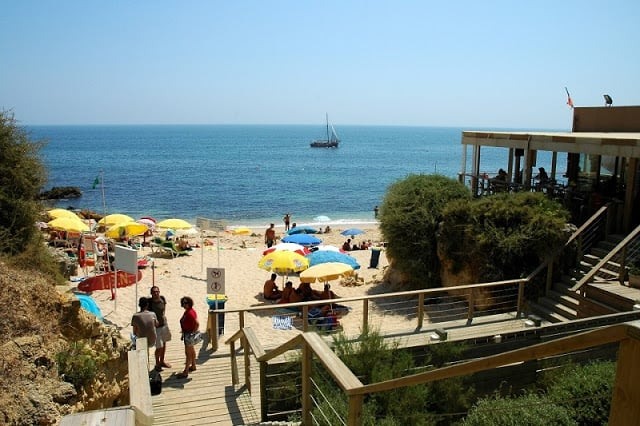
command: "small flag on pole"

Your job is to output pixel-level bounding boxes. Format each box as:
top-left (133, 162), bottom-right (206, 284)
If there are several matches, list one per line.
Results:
top-left (92, 176), bottom-right (100, 189)
top-left (565, 87), bottom-right (574, 109)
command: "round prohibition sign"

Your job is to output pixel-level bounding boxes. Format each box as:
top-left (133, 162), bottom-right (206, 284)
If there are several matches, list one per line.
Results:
top-left (211, 281), bottom-right (222, 292)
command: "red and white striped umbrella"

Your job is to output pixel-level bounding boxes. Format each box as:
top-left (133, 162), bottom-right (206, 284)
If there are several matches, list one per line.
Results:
top-left (262, 242), bottom-right (311, 256)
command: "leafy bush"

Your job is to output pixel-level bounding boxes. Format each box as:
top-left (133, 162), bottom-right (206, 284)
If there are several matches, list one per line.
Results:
top-left (0, 111), bottom-right (47, 256)
top-left (56, 341), bottom-right (105, 390)
top-left (380, 174), bottom-right (470, 289)
top-left (460, 392), bottom-right (575, 426)
top-left (545, 361), bottom-right (615, 426)
top-left (439, 192), bottom-right (569, 282)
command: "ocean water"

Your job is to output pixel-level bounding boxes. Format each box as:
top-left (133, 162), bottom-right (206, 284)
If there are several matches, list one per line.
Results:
top-left (31, 124), bottom-right (560, 228)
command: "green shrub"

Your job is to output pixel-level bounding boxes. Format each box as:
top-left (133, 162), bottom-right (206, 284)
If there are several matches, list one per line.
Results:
top-left (439, 192), bottom-right (569, 282)
top-left (545, 361), bottom-right (615, 426)
top-left (56, 341), bottom-right (103, 390)
top-left (0, 111), bottom-right (47, 256)
top-left (380, 174), bottom-right (470, 289)
top-left (460, 392), bottom-right (575, 426)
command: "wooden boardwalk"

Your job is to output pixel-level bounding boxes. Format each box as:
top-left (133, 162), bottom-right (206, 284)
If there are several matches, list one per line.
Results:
top-left (151, 313), bottom-right (535, 425)
top-left (152, 339), bottom-right (261, 426)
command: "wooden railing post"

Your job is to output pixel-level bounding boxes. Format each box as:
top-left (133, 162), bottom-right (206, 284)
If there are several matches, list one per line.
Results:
top-left (362, 299), bottom-right (369, 333)
top-left (230, 340), bottom-right (238, 385)
top-left (301, 338), bottom-right (313, 426)
top-left (244, 337), bottom-right (252, 394)
top-left (208, 310), bottom-right (219, 352)
top-left (417, 293), bottom-right (424, 329)
top-left (260, 361), bottom-right (268, 422)
top-left (545, 261), bottom-right (554, 294)
top-left (516, 280), bottom-right (525, 318)
top-left (467, 289), bottom-right (475, 324)
top-left (302, 305), bottom-right (309, 332)
top-left (609, 335), bottom-right (640, 423)
top-left (347, 394), bottom-right (364, 426)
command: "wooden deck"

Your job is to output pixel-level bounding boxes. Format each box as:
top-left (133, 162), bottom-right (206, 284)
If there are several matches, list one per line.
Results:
top-left (150, 281), bottom-right (640, 425)
top-left (151, 313), bottom-right (535, 425)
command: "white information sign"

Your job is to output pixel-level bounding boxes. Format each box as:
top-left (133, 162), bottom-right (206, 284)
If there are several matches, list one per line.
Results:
top-left (207, 267), bottom-right (225, 295)
top-left (114, 245), bottom-right (137, 274)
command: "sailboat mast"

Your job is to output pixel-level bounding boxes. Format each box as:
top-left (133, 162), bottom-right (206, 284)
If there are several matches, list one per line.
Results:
top-left (325, 113), bottom-right (329, 142)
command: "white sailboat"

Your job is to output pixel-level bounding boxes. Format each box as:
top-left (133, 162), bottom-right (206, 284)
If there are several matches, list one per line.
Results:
top-left (310, 114), bottom-right (340, 148)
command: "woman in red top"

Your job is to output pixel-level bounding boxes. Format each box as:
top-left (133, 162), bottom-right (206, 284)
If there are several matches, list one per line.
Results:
top-left (177, 296), bottom-right (199, 378)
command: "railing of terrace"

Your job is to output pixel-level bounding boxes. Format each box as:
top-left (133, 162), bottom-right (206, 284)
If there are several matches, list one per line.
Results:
top-left (226, 317), bottom-right (640, 425)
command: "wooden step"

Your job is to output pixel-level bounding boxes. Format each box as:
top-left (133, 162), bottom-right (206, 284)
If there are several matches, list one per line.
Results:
top-left (547, 289), bottom-right (580, 310)
top-left (537, 297), bottom-right (578, 320)
top-left (527, 301), bottom-right (570, 323)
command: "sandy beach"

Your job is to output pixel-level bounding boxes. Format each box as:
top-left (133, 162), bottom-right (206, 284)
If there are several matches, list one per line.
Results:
top-left (72, 223), bottom-right (394, 353)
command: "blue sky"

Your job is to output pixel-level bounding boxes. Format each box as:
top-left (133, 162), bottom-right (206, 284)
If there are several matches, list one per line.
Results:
top-left (1, 1), bottom-right (639, 129)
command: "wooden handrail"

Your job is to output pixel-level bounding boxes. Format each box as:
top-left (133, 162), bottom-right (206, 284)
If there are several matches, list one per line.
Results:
top-left (570, 223), bottom-right (640, 292)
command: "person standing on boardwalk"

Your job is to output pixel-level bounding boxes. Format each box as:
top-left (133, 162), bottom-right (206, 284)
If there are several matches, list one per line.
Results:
top-left (283, 213), bottom-right (291, 231)
top-left (265, 223), bottom-right (276, 248)
top-left (131, 296), bottom-right (158, 348)
top-left (149, 286), bottom-right (172, 371)
top-left (177, 296), bottom-right (200, 378)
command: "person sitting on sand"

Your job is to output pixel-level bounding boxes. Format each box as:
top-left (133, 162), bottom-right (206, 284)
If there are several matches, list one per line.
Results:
top-left (278, 281), bottom-right (294, 304)
top-left (342, 239), bottom-right (352, 251)
top-left (297, 282), bottom-right (321, 302)
top-left (263, 273), bottom-right (282, 300)
top-left (324, 226), bottom-right (331, 233)
top-left (177, 237), bottom-right (192, 251)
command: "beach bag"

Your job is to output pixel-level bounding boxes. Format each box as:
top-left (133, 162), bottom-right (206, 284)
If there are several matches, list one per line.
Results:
top-left (149, 369), bottom-right (162, 395)
top-left (183, 331), bottom-right (203, 346)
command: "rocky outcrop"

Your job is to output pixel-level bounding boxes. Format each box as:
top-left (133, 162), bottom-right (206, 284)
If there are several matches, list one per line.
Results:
top-left (0, 262), bottom-right (131, 425)
top-left (40, 187), bottom-right (82, 200)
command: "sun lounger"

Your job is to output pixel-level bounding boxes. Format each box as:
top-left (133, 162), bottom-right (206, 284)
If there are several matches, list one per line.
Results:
top-left (160, 240), bottom-right (190, 258)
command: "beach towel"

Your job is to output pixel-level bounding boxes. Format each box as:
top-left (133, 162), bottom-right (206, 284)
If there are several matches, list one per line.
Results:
top-left (272, 315), bottom-right (293, 330)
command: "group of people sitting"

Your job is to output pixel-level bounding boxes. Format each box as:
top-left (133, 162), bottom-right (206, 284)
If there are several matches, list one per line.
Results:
top-left (263, 273), bottom-right (339, 304)
top-left (341, 239), bottom-right (372, 251)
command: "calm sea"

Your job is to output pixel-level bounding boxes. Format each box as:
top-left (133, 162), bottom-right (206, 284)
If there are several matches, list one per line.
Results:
top-left (30, 124), bottom-right (560, 228)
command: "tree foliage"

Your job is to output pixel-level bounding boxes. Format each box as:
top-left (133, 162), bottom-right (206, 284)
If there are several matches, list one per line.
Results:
top-left (379, 174), bottom-right (470, 289)
top-left (438, 192), bottom-right (570, 282)
top-left (0, 111), bottom-right (47, 255)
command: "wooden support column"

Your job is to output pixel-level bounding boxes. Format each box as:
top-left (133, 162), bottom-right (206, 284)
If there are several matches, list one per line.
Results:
top-left (417, 293), bottom-right (424, 329)
top-left (362, 299), bottom-right (369, 333)
top-left (623, 158), bottom-right (638, 232)
top-left (347, 394), bottom-right (364, 426)
top-left (609, 332), bottom-right (640, 423)
top-left (301, 339), bottom-right (313, 426)
top-left (467, 289), bottom-right (475, 324)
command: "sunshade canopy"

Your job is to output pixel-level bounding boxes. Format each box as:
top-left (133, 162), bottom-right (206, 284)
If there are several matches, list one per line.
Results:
top-left (299, 262), bottom-right (354, 283)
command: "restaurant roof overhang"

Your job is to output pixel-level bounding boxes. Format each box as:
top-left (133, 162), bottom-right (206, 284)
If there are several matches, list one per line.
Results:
top-left (462, 131), bottom-right (640, 158)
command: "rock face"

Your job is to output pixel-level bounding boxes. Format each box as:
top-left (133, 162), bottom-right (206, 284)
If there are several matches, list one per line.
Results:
top-left (0, 262), bottom-right (130, 425)
top-left (40, 186), bottom-right (82, 200)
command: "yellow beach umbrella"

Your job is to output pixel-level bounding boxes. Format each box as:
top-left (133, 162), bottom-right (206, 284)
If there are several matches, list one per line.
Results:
top-left (98, 213), bottom-right (134, 226)
top-left (105, 221), bottom-right (148, 238)
top-left (47, 208), bottom-right (80, 220)
top-left (156, 218), bottom-right (194, 230)
top-left (299, 262), bottom-right (354, 284)
top-left (48, 217), bottom-right (89, 233)
top-left (258, 251), bottom-right (309, 275)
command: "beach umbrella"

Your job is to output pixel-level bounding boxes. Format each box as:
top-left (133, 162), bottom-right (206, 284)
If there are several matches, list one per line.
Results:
top-left (287, 225), bottom-right (318, 235)
top-left (140, 216), bottom-right (157, 224)
top-left (48, 217), bottom-right (89, 233)
top-left (314, 215), bottom-right (331, 222)
top-left (313, 244), bottom-right (346, 253)
top-left (156, 218), bottom-right (193, 230)
top-left (341, 228), bottom-right (365, 238)
top-left (105, 221), bottom-right (148, 238)
top-left (137, 218), bottom-right (156, 230)
top-left (98, 213), bottom-right (134, 226)
top-left (306, 251), bottom-right (360, 269)
top-left (232, 227), bottom-right (252, 235)
top-left (282, 233), bottom-right (322, 246)
top-left (263, 242), bottom-right (311, 256)
top-left (47, 208), bottom-right (80, 220)
top-left (299, 262), bottom-right (354, 284)
top-left (176, 227), bottom-right (198, 237)
top-left (258, 251), bottom-right (309, 275)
